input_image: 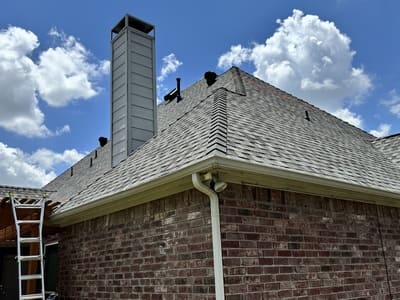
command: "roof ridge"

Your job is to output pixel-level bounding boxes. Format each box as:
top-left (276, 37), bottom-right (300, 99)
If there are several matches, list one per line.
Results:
top-left (231, 66), bottom-right (246, 96)
top-left (372, 132), bottom-right (400, 142)
top-left (207, 88), bottom-right (228, 155)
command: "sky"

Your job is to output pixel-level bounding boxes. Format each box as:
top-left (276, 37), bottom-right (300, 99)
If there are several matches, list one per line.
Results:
top-left (1, 0), bottom-right (400, 188)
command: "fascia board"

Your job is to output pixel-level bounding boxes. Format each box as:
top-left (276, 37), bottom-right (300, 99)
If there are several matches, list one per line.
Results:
top-left (50, 155), bottom-right (400, 226)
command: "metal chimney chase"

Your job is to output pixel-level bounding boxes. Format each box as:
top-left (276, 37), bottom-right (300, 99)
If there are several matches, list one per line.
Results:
top-left (110, 14), bottom-right (157, 167)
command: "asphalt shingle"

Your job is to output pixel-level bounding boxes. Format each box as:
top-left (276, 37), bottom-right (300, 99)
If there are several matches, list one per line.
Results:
top-left (53, 67), bottom-right (400, 214)
top-left (372, 134), bottom-right (400, 167)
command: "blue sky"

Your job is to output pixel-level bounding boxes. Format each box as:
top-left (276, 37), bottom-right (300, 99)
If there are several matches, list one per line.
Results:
top-left (1, 0), bottom-right (400, 187)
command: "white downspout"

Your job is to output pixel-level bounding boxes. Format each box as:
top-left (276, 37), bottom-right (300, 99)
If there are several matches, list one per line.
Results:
top-left (192, 173), bottom-right (225, 300)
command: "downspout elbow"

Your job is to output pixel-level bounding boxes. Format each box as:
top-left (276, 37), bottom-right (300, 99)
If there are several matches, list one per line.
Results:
top-left (192, 173), bottom-right (219, 202)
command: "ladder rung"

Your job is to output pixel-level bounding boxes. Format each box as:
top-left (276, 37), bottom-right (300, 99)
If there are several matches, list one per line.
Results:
top-left (21, 294), bottom-right (44, 299)
top-left (17, 220), bottom-right (40, 225)
top-left (20, 237), bottom-right (40, 243)
top-left (21, 274), bottom-right (42, 280)
top-left (14, 204), bottom-right (41, 209)
top-left (20, 255), bottom-right (41, 261)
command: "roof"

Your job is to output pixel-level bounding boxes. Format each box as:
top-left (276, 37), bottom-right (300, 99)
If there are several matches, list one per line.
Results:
top-left (43, 142), bottom-right (111, 202)
top-left (51, 67), bottom-right (400, 215)
top-left (372, 134), bottom-right (400, 167)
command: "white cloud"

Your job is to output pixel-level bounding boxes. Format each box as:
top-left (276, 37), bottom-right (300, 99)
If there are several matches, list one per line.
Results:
top-left (0, 142), bottom-right (85, 188)
top-left (0, 26), bottom-right (108, 137)
top-left (369, 124), bottom-right (391, 138)
top-left (333, 108), bottom-right (363, 128)
top-left (217, 9), bottom-right (372, 113)
top-left (0, 27), bottom-right (52, 137)
top-left (218, 45), bottom-right (251, 69)
top-left (29, 148), bottom-right (84, 170)
top-left (35, 28), bottom-right (109, 107)
top-left (157, 53), bottom-right (182, 82)
top-left (382, 89), bottom-right (400, 117)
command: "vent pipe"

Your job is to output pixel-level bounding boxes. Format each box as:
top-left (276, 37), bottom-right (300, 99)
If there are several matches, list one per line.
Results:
top-left (177, 78), bottom-right (182, 102)
top-left (305, 110), bottom-right (311, 121)
top-left (163, 88), bottom-right (177, 102)
top-left (163, 78), bottom-right (183, 102)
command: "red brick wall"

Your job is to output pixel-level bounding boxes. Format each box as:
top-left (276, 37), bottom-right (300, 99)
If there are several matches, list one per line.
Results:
top-left (58, 190), bottom-right (215, 300)
top-left (220, 184), bottom-right (400, 299)
top-left (57, 183), bottom-right (400, 299)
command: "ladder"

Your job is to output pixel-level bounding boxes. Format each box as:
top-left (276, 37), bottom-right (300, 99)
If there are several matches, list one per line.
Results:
top-left (10, 192), bottom-right (46, 300)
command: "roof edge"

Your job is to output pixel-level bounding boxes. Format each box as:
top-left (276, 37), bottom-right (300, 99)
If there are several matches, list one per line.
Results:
top-left (49, 155), bottom-right (400, 227)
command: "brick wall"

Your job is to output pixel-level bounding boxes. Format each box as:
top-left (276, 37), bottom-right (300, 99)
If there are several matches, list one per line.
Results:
top-left (58, 190), bottom-right (215, 300)
top-left (57, 183), bottom-right (400, 299)
top-left (220, 184), bottom-right (400, 299)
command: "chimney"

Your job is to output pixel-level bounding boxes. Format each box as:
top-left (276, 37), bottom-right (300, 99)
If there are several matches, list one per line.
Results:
top-left (110, 15), bottom-right (157, 167)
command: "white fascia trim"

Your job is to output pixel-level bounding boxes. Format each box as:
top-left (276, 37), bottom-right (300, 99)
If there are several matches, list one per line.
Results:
top-left (214, 155), bottom-right (400, 200)
top-left (50, 155), bottom-right (400, 224)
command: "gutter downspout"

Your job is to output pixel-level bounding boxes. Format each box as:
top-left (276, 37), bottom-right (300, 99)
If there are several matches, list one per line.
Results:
top-left (192, 173), bottom-right (225, 300)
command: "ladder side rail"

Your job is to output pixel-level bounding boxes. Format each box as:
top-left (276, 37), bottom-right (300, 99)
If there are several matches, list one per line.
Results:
top-left (39, 198), bottom-right (45, 299)
top-left (10, 195), bottom-right (23, 300)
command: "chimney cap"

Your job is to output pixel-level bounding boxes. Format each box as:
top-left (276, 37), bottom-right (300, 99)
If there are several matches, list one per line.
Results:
top-left (112, 14), bottom-right (154, 36)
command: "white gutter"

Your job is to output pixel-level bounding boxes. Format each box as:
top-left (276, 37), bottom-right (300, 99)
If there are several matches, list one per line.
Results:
top-left (192, 173), bottom-right (225, 300)
top-left (50, 155), bottom-right (400, 226)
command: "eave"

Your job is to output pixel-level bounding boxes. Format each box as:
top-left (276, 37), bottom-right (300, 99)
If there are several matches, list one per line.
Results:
top-left (49, 154), bottom-right (400, 227)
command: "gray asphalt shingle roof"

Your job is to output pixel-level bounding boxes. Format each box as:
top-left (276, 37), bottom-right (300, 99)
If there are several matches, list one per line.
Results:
top-left (43, 142), bottom-right (111, 202)
top-left (372, 134), bottom-right (400, 167)
top-left (54, 67), bottom-right (400, 213)
top-left (227, 70), bottom-right (400, 192)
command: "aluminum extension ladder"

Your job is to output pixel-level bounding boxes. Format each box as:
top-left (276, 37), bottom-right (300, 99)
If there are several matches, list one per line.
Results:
top-left (10, 192), bottom-right (46, 300)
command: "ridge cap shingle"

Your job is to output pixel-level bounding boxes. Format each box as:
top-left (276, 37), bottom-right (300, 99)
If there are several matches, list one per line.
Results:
top-left (207, 88), bottom-right (228, 156)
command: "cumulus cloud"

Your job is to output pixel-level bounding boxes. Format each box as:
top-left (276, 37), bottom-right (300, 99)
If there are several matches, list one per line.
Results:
top-left (157, 53), bottom-right (182, 82)
top-left (0, 27), bottom-right (52, 137)
top-left (369, 124), bottom-right (391, 138)
top-left (0, 142), bottom-right (85, 188)
top-left (36, 28), bottom-right (109, 107)
top-left (382, 89), bottom-right (400, 117)
top-left (217, 9), bottom-right (372, 114)
top-left (0, 26), bottom-right (108, 137)
top-left (332, 108), bottom-right (363, 128)
top-left (218, 45), bottom-right (251, 69)
top-left (29, 148), bottom-right (84, 170)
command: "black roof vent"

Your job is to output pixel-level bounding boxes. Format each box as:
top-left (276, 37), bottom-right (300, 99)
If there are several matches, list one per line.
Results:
top-left (176, 78), bottom-right (182, 102)
top-left (164, 88), bottom-right (178, 102)
top-left (305, 111), bottom-right (311, 121)
top-left (204, 71), bottom-right (217, 86)
top-left (164, 78), bottom-right (183, 102)
top-left (99, 137), bottom-right (108, 147)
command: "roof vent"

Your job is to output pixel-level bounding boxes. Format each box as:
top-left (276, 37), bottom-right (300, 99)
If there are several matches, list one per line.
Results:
top-left (305, 111), bottom-right (311, 121)
top-left (176, 78), bottom-right (182, 102)
top-left (99, 137), bottom-right (108, 147)
top-left (164, 88), bottom-right (178, 102)
top-left (204, 71), bottom-right (217, 86)
top-left (164, 78), bottom-right (183, 102)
